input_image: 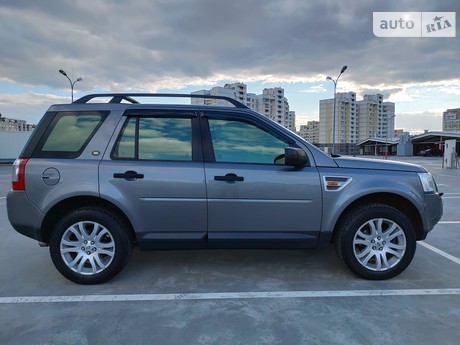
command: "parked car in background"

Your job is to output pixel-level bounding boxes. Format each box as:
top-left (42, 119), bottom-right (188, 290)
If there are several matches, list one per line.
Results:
top-left (418, 148), bottom-right (443, 157)
top-left (7, 93), bottom-right (443, 284)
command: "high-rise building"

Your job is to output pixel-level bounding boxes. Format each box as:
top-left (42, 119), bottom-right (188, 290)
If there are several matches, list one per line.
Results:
top-left (299, 121), bottom-right (319, 144)
top-left (357, 94), bottom-right (395, 141)
top-left (357, 94), bottom-right (381, 141)
top-left (224, 82), bottom-right (246, 104)
top-left (319, 93), bottom-right (395, 154)
top-left (192, 83), bottom-right (296, 132)
top-left (319, 92), bottom-right (357, 145)
top-left (382, 102), bottom-right (396, 140)
top-left (191, 86), bottom-right (235, 107)
top-left (287, 111), bottom-right (296, 133)
top-left (443, 108), bottom-right (460, 132)
top-left (255, 87), bottom-right (295, 131)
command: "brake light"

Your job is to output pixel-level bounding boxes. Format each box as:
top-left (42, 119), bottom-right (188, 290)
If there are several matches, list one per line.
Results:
top-left (12, 158), bottom-right (29, 191)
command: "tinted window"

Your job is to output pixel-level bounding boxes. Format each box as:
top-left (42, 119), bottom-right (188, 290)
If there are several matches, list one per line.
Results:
top-left (113, 117), bottom-right (192, 161)
top-left (114, 117), bottom-right (136, 159)
top-left (208, 119), bottom-right (287, 164)
top-left (35, 111), bottom-right (106, 158)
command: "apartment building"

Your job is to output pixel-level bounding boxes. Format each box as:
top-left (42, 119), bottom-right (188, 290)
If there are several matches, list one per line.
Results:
top-left (443, 108), bottom-right (460, 132)
top-left (224, 83), bottom-right (246, 104)
top-left (319, 93), bottom-right (395, 154)
top-left (357, 94), bottom-right (395, 141)
top-left (357, 94), bottom-right (381, 141)
top-left (319, 92), bottom-right (357, 145)
top-left (0, 113), bottom-right (35, 132)
top-left (255, 87), bottom-right (294, 131)
top-left (190, 86), bottom-right (235, 107)
top-left (192, 83), bottom-right (296, 132)
top-left (382, 102), bottom-right (396, 139)
top-left (286, 111), bottom-right (296, 133)
top-left (299, 120), bottom-right (320, 144)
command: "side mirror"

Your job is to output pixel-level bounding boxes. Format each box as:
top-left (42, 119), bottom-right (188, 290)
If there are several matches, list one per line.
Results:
top-left (285, 147), bottom-right (308, 166)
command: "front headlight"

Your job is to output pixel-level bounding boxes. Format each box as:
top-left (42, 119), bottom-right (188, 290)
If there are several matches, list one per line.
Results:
top-left (418, 172), bottom-right (437, 193)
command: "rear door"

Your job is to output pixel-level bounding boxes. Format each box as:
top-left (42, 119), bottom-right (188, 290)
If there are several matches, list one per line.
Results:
top-left (202, 111), bottom-right (323, 248)
top-left (99, 110), bottom-right (207, 249)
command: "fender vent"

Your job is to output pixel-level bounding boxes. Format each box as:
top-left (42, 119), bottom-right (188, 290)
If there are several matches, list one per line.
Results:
top-left (323, 176), bottom-right (353, 192)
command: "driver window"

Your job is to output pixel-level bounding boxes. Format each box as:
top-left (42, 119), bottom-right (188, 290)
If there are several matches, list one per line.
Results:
top-left (208, 119), bottom-right (288, 164)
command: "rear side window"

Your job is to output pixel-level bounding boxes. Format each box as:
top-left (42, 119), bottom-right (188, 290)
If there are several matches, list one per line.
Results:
top-left (34, 111), bottom-right (107, 158)
top-left (112, 116), bottom-right (193, 161)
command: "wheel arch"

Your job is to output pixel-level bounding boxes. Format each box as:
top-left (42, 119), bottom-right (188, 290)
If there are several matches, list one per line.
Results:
top-left (41, 196), bottom-right (136, 244)
top-left (332, 193), bottom-right (424, 242)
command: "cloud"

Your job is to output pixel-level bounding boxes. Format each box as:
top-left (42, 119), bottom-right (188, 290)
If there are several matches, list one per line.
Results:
top-left (1, 0), bottom-right (459, 94)
top-left (395, 109), bottom-right (444, 133)
top-left (301, 85), bottom-right (328, 94)
top-left (0, 93), bottom-right (66, 123)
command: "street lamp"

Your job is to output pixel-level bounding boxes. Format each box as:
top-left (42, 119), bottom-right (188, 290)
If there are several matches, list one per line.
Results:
top-left (326, 65), bottom-right (347, 155)
top-left (59, 69), bottom-right (83, 103)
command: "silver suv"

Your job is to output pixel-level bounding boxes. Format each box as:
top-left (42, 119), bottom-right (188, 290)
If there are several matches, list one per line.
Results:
top-left (7, 93), bottom-right (443, 284)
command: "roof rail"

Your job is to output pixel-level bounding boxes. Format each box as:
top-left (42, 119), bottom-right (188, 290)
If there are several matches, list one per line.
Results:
top-left (74, 93), bottom-right (249, 109)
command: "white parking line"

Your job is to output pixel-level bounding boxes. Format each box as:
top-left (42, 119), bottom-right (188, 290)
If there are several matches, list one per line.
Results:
top-left (1, 288), bottom-right (460, 304)
top-left (0, 197), bottom-right (5, 200)
top-left (419, 241), bottom-right (460, 265)
top-left (442, 197), bottom-right (460, 199)
top-left (439, 221), bottom-right (460, 224)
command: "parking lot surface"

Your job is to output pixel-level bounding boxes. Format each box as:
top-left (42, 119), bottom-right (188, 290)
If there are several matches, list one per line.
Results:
top-left (1, 156), bottom-right (459, 345)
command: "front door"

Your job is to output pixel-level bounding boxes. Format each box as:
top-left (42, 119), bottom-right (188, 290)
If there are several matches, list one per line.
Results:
top-left (202, 113), bottom-right (322, 248)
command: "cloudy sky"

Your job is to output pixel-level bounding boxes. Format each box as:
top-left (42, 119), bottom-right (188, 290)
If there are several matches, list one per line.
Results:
top-left (0, 0), bottom-right (459, 133)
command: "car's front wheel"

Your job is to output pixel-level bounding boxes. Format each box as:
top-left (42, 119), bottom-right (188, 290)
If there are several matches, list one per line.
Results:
top-left (334, 203), bottom-right (416, 280)
top-left (50, 208), bottom-right (133, 284)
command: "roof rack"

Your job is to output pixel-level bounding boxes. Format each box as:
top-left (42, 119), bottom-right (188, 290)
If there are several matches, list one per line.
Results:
top-left (74, 93), bottom-right (249, 109)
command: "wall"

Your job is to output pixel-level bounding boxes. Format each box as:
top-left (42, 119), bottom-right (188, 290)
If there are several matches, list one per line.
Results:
top-left (0, 132), bottom-right (32, 162)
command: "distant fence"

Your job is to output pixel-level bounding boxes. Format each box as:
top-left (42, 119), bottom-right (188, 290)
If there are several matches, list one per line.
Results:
top-left (0, 131), bottom-right (32, 163)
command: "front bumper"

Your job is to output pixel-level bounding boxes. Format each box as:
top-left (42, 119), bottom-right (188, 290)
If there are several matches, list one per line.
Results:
top-left (419, 192), bottom-right (443, 240)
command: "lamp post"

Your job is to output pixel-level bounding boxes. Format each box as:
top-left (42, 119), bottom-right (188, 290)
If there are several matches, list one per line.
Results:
top-left (59, 69), bottom-right (83, 103)
top-left (326, 65), bottom-right (347, 155)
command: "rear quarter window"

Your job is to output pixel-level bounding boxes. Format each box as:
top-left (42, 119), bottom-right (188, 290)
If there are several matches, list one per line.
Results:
top-left (34, 111), bottom-right (108, 158)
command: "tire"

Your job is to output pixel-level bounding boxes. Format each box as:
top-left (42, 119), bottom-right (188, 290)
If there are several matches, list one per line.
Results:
top-left (334, 203), bottom-right (416, 280)
top-left (50, 208), bottom-right (133, 284)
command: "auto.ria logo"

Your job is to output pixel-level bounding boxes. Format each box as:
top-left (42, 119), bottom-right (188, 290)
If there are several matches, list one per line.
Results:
top-left (373, 12), bottom-right (456, 37)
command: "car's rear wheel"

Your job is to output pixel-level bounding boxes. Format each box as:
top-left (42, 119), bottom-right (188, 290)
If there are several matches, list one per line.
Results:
top-left (334, 203), bottom-right (416, 280)
top-left (50, 208), bottom-right (132, 284)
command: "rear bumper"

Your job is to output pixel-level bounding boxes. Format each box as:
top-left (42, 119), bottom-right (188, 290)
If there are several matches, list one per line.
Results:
top-left (419, 192), bottom-right (443, 240)
top-left (6, 191), bottom-right (45, 242)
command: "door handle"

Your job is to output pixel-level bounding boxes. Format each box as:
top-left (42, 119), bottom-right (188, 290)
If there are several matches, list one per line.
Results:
top-left (113, 170), bottom-right (144, 180)
top-left (214, 173), bottom-right (244, 182)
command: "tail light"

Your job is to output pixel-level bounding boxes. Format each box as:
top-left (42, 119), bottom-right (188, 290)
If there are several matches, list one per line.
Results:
top-left (12, 158), bottom-right (29, 191)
